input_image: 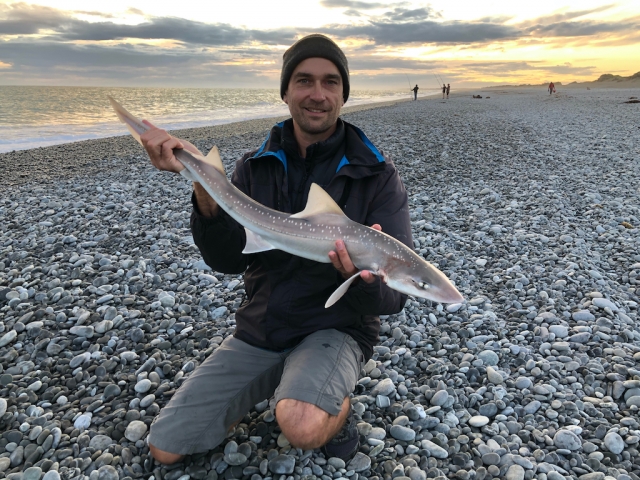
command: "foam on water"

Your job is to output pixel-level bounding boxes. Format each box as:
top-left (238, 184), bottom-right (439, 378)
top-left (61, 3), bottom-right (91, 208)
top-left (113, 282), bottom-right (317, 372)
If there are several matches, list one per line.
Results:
top-left (0, 86), bottom-right (428, 153)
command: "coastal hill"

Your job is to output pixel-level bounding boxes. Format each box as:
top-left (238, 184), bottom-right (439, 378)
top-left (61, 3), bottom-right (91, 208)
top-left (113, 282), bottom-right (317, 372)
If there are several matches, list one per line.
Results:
top-left (567, 71), bottom-right (640, 87)
top-left (591, 71), bottom-right (640, 82)
top-left (488, 71), bottom-right (640, 89)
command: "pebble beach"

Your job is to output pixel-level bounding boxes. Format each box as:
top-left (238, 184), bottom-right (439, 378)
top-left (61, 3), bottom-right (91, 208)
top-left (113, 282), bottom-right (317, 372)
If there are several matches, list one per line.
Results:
top-left (0, 88), bottom-right (639, 480)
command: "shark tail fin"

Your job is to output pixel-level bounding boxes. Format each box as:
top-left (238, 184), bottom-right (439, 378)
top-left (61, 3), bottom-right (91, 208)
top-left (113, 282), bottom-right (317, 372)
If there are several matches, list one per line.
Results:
top-left (108, 96), bottom-right (150, 146)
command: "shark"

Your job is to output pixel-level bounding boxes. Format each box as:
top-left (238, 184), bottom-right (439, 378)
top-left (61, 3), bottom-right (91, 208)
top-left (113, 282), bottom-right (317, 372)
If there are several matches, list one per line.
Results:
top-left (109, 97), bottom-right (464, 307)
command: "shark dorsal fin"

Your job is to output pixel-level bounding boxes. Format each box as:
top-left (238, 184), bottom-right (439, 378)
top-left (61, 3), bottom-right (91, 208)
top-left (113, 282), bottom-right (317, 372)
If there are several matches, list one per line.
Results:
top-left (291, 183), bottom-right (345, 219)
top-left (202, 145), bottom-right (225, 174)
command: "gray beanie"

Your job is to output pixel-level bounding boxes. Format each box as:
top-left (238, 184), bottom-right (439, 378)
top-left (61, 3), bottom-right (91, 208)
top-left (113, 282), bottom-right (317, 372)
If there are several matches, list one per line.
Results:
top-left (280, 34), bottom-right (350, 102)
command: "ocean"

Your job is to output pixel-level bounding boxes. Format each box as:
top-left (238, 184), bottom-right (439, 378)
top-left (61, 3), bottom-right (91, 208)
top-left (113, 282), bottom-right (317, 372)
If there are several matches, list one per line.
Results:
top-left (0, 86), bottom-right (427, 153)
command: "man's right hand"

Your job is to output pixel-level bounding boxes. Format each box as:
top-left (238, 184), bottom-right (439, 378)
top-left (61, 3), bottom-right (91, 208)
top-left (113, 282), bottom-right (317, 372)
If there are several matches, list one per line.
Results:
top-left (140, 120), bottom-right (219, 218)
top-left (140, 120), bottom-right (192, 173)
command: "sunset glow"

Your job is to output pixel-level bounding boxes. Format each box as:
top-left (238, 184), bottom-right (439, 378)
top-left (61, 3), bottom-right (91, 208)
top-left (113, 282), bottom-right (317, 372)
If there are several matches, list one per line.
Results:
top-left (0, 0), bottom-right (638, 88)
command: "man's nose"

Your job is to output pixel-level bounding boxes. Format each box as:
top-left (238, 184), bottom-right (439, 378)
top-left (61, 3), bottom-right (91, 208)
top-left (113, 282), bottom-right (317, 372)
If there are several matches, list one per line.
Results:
top-left (309, 81), bottom-right (326, 101)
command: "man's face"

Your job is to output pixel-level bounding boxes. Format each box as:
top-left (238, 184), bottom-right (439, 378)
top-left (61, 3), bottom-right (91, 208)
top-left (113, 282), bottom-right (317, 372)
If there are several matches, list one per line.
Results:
top-left (283, 57), bottom-right (344, 139)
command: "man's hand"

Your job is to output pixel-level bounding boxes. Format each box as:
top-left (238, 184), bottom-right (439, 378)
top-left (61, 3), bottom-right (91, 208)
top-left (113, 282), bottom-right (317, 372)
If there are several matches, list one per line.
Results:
top-left (140, 120), bottom-right (201, 173)
top-left (328, 224), bottom-right (382, 284)
top-left (140, 120), bottom-right (220, 218)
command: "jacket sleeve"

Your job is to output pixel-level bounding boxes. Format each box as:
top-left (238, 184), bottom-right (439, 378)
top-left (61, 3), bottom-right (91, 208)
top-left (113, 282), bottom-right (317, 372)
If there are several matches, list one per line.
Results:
top-left (190, 155), bottom-right (251, 274)
top-left (341, 160), bottom-right (412, 315)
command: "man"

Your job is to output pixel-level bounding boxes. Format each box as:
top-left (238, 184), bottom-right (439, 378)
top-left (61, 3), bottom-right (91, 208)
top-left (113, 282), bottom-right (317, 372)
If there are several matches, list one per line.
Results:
top-left (548, 81), bottom-right (555, 95)
top-left (139, 34), bottom-right (412, 464)
top-left (412, 84), bottom-right (419, 101)
top-left (446, 83), bottom-right (450, 99)
top-left (442, 83), bottom-right (446, 99)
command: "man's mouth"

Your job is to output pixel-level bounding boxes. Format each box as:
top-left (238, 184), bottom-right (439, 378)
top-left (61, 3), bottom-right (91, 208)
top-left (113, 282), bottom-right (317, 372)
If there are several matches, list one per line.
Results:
top-left (304, 107), bottom-right (327, 113)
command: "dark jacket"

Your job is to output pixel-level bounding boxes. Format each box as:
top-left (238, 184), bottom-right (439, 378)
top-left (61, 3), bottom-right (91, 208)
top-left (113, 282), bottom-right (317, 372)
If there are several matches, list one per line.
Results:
top-left (190, 119), bottom-right (412, 360)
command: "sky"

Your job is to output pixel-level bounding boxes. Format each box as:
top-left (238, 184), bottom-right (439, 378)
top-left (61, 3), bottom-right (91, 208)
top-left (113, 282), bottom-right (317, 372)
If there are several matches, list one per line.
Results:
top-left (0, 0), bottom-right (638, 89)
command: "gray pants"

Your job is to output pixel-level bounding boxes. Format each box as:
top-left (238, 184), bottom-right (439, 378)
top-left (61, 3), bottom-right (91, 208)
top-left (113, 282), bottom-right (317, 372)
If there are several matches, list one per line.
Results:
top-left (149, 329), bottom-right (364, 455)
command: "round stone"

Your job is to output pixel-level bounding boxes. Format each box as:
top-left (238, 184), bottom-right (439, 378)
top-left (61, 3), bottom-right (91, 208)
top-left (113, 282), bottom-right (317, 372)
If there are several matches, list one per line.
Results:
top-left (390, 425), bottom-right (416, 441)
top-left (505, 465), bottom-right (525, 480)
top-left (97, 465), bottom-right (119, 480)
top-left (469, 416), bottom-right (490, 427)
top-left (371, 378), bottom-right (395, 396)
top-left (74, 413), bottom-right (92, 430)
top-left (268, 454), bottom-right (295, 474)
top-left (89, 435), bottom-right (115, 451)
top-left (478, 403), bottom-right (498, 417)
top-left (604, 431), bottom-right (624, 454)
top-left (327, 457), bottom-right (346, 470)
top-left (420, 439), bottom-right (448, 458)
top-left (482, 453), bottom-right (501, 465)
top-left (43, 471), bottom-right (61, 480)
top-left (486, 366), bottom-right (503, 384)
top-left (347, 452), bottom-right (372, 473)
top-left (140, 394), bottom-right (156, 408)
top-left (430, 390), bottom-right (449, 406)
top-left (478, 350), bottom-right (499, 366)
top-left (135, 379), bottom-right (152, 393)
top-left (23, 467), bottom-right (42, 480)
top-left (554, 429), bottom-right (582, 450)
top-left (124, 420), bottom-right (147, 442)
top-left (549, 325), bottom-right (568, 338)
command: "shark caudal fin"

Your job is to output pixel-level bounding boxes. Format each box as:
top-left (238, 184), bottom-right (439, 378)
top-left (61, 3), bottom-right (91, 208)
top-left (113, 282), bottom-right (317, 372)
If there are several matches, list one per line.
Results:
top-left (108, 96), bottom-right (150, 146)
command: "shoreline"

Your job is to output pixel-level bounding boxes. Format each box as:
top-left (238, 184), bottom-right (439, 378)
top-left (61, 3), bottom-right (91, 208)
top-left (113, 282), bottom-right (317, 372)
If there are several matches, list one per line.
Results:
top-left (0, 93), bottom-right (444, 189)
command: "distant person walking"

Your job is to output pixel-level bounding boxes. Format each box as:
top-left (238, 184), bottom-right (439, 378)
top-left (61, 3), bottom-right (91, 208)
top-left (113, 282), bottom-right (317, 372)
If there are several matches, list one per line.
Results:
top-left (442, 84), bottom-right (446, 99)
top-left (446, 83), bottom-right (451, 99)
top-left (548, 82), bottom-right (555, 95)
top-left (412, 84), bottom-right (419, 100)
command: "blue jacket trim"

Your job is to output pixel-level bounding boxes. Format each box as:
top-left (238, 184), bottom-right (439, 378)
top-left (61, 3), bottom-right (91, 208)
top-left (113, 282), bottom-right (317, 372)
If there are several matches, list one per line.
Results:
top-left (352, 125), bottom-right (385, 163)
top-left (259, 150), bottom-right (288, 173)
top-left (255, 121), bottom-right (286, 156)
top-left (335, 155), bottom-right (349, 173)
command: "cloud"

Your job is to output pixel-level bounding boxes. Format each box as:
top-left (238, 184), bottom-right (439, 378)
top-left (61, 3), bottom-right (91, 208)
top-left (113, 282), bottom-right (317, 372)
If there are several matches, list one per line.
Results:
top-left (320, 0), bottom-right (390, 9)
top-left (127, 8), bottom-right (145, 16)
top-left (0, 2), bottom-right (71, 35)
top-left (0, 2), bottom-right (637, 88)
top-left (519, 5), bottom-right (617, 27)
top-left (384, 7), bottom-right (437, 22)
top-left (524, 18), bottom-right (640, 38)
top-left (0, 41), bottom-right (277, 86)
top-left (73, 10), bottom-right (115, 18)
top-left (0, 3), bottom-right (296, 46)
top-left (327, 20), bottom-right (522, 44)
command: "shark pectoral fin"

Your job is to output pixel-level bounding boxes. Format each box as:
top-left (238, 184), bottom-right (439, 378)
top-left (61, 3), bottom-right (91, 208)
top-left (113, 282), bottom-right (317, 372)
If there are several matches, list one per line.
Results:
top-left (242, 228), bottom-right (276, 254)
top-left (291, 183), bottom-right (345, 219)
top-left (325, 271), bottom-right (362, 308)
top-left (108, 96), bottom-right (149, 146)
top-left (180, 168), bottom-right (197, 182)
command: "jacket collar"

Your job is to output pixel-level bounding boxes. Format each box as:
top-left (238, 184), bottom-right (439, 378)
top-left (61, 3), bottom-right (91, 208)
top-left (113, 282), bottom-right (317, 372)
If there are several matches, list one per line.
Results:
top-left (248, 118), bottom-right (386, 178)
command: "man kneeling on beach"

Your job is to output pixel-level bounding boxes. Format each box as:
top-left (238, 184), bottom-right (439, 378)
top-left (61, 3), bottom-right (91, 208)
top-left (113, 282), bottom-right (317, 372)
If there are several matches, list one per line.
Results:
top-left (139, 34), bottom-right (413, 463)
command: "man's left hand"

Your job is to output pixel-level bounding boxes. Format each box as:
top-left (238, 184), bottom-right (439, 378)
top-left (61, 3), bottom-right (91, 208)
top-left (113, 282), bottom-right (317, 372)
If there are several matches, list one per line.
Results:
top-left (329, 224), bottom-right (382, 284)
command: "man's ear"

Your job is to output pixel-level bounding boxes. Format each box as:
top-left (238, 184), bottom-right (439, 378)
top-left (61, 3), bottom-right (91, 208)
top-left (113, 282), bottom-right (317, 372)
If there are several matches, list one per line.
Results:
top-left (283, 92), bottom-right (289, 105)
